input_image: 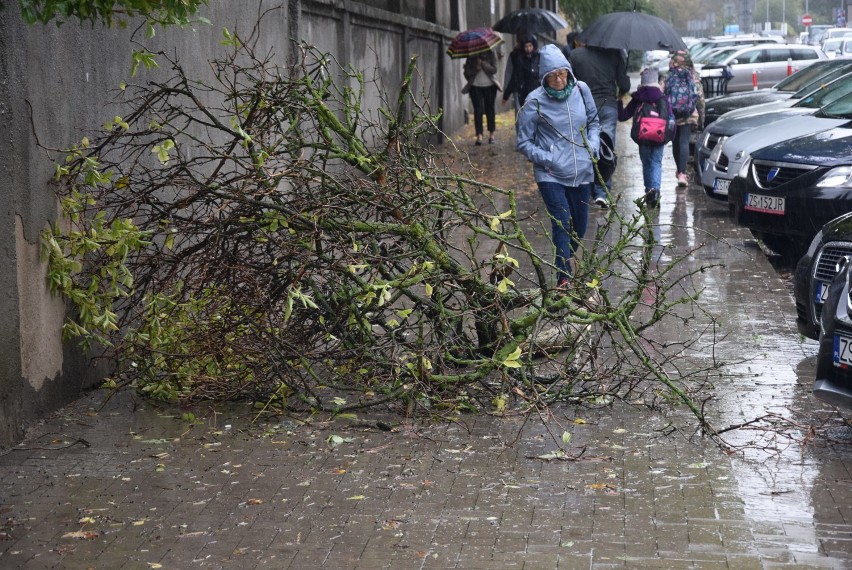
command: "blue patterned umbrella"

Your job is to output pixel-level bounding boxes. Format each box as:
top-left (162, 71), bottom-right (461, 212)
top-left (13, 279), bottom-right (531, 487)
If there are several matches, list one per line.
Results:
top-left (447, 27), bottom-right (504, 59)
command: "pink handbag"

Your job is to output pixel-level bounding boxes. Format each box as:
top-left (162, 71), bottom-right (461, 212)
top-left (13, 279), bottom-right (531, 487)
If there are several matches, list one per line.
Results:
top-left (636, 116), bottom-right (667, 144)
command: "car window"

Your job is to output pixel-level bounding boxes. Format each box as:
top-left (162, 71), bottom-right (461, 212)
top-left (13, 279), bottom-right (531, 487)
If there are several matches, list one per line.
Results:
top-left (844, 42), bottom-right (852, 54)
top-left (703, 47), bottom-right (741, 64)
top-left (774, 60), bottom-right (852, 91)
top-left (725, 48), bottom-right (761, 64)
top-left (790, 48), bottom-right (820, 60)
top-left (790, 65), bottom-right (852, 98)
top-left (765, 48), bottom-right (793, 62)
top-left (794, 72), bottom-right (852, 108)
top-left (817, 90), bottom-right (852, 118)
top-left (823, 39), bottom-right (843, 52)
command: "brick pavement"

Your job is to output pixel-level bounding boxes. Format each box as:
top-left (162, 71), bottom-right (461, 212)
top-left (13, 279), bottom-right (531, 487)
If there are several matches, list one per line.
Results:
top-left (2, 111), bottom-right (851, 569)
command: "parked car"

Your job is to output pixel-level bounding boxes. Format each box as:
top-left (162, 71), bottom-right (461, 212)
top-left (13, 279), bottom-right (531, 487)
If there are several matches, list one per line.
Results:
top-left (799, 220), bottom-right (852, 408)
top-left (727, 116), bottom-right (852, 260)
top-left (806, 25), bottom-right (835, 46)
top-left (643, 49), bottom-right (669, 68)
top-left (793, 211), bottom-right (852, 340)
top-left (703, 58), bottom-right (852, 126)
top-left (699, 43), bottom-right (827, 92)
top-left (820, 37), bottom-right (852, 58)
top-left (822, 27), bottom-right (852, 43)
top-left (656, 34), bottom-right (786, 77)
top-left (697, 74), bottom-right (852, 199)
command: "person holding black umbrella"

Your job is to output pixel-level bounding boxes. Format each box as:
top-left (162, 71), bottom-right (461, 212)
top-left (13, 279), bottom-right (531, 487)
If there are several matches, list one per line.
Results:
top-left (516, 44), bottom-right (600, 287)
top-left (568, 40), bottom-right (630, 209)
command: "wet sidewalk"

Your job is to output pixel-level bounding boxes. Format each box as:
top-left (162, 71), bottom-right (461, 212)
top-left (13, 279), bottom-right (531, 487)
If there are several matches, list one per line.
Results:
top-left (2, 112), bottom-right (852, 570)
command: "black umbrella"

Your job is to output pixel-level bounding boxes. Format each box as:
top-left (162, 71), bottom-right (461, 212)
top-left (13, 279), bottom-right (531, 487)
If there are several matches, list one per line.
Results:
top-left (493, 8), bottom-right (569, 35)
top-left (579, 11), bottom-right (686, 52)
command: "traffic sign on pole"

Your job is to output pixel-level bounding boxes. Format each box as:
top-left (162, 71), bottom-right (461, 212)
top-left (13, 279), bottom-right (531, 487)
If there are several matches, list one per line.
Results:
top-left (802, 14), bottom-right (813, 26)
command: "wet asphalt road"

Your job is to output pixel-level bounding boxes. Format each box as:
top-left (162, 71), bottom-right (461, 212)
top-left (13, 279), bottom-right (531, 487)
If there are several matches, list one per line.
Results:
top-left (1, 110), bottom-right (851, 569)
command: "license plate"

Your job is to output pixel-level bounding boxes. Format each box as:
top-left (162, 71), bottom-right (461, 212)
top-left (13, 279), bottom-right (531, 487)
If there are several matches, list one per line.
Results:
top-left (833, 333), bottom-right (852, 367)
top-left (744, 193), bottom-right (785, 214)
top-left (713, 178), bottom-right (730, 196)
top-left (815, 281), bottom-right (830, 305)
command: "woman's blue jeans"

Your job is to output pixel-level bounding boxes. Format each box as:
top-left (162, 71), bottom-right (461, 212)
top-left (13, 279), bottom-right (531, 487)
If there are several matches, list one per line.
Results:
top-left (638, 143), bottom-right (664, 190)
top-left (536, 181), bottom-right (590, 283)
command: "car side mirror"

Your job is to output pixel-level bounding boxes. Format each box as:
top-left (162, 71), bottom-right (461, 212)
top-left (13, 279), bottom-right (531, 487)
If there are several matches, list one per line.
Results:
top-left (731, 59), bottom-right (739, 65)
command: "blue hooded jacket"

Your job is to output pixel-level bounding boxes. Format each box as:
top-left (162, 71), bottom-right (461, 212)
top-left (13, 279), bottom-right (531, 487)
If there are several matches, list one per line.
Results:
top-left (516, 44), bottom-right (601, 187)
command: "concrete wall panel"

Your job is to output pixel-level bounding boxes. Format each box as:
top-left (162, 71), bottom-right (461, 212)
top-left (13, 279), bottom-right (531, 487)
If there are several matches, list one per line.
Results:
top-left (0, 0), bottom-right (525, 446)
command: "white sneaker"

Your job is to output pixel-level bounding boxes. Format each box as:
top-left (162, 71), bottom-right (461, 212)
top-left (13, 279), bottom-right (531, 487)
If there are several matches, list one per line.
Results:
top-left (594, 197), bottom-right (609, 209)
top-left (677, 172), bottom-right (688, 186)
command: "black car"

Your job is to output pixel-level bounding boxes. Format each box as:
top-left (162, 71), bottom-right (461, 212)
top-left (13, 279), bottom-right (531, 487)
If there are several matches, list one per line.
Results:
top-left (813, 251), bottom-right (852, 410)
top-left (727, 114), bottom-right (852, 260)
top-left (703, 58), bottom-right (852, 127)
top-left (794, 211), bottom-right (852, 340)
top-left (696, 73), bottom-right (852, 196)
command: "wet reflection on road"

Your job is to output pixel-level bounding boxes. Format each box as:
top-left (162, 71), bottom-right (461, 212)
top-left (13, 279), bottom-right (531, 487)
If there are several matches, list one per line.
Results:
top-left (605, 119), bottom-right (850, 566)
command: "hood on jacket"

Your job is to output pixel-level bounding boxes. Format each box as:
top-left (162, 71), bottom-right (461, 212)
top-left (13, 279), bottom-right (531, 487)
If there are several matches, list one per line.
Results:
top-left (537, 44), bottom-right (575, 85)
top-left (633, 85), bottom-right (665, 104)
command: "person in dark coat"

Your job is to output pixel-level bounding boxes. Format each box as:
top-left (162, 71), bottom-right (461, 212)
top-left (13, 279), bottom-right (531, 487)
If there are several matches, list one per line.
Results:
top-left (502, 35), bottom-right (540, 114)
top-left (569, 42), bottom-right (630, 208)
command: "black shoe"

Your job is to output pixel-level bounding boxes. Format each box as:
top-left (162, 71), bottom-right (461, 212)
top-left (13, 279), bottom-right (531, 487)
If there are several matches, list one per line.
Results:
top-left (475, 139), bottom-right (482, 146)
top-left (643, 188), bottom-right (660, 208)
top-left (594, 196), bottom-right (609, 209)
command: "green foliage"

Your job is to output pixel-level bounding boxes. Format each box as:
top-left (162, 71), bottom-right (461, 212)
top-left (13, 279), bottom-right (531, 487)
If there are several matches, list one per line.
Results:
top-left (560, 0), bottom-right (652, 30)
top-left (11, 0), bottom-right (208, 26)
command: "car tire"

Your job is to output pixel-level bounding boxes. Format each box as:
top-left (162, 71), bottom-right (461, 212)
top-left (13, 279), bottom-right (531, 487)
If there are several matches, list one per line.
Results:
top-left (750, 230), bottom-right (806, 261)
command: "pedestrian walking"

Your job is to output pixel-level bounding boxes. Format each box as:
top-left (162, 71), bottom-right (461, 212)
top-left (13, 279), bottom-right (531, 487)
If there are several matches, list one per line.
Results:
top-left (502, 35), bottom-right (540, 116)
top-left (664, 50), bottom-right (704, 186)
top-left (560, 31), bottom-right (580, 59)
top-left (516, 44), bottom-right (600, 287)
top-left (568, 41), bottom-right (630, 209)
top-left (463, 50), bottom-right (502, 145)
top-left (618, 67), bottom-right (674, 208)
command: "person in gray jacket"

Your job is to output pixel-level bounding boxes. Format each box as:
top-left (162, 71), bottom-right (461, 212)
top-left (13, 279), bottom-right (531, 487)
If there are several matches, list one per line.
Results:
top-left (517, 44), bottom-right (601, 287)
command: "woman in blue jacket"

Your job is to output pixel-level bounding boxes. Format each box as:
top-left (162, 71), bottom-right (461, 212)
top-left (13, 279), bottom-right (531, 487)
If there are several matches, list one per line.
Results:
top-left (516, 44), bottom-right (601, 287)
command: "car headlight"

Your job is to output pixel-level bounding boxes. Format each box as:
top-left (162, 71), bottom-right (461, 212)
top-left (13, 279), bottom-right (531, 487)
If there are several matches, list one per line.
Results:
top-left (701, 130), bottom-right (712, 149)
top-left (816, 166), bottom-right (852, 188)
top-left (738, 156), bottom-right (752, 179)
top-left (708, 136), bottom-right (727, 165)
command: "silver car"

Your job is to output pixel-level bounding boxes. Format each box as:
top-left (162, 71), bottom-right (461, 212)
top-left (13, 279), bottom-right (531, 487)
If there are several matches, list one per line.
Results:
top-left (700, 43), bottom-right (828, 91)
top-left (699, 77), bottom-right (852, 201)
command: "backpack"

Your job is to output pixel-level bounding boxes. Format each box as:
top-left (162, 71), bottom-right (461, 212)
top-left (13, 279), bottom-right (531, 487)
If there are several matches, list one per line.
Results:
top-left (665, 67), bottom-right (698, 119)
top-left (630, 98), bottom-right (673, 146)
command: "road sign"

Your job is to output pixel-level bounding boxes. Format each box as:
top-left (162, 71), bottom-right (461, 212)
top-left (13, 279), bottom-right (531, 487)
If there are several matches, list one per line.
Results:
top-left (802, 14), bottom-right (813, 26)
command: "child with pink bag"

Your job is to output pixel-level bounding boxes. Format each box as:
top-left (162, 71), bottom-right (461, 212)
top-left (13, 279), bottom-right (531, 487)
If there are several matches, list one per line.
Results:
top-left (617, 67), bottom-right (674, 208)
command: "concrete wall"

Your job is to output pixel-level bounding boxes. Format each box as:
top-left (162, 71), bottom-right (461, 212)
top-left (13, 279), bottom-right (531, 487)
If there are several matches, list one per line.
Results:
top-left (0, 0), bottom-right (551, 446)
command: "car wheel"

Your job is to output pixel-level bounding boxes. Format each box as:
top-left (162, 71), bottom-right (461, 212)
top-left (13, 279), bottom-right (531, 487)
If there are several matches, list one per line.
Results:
top-left (749, 230), bottom-right (807, 261)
